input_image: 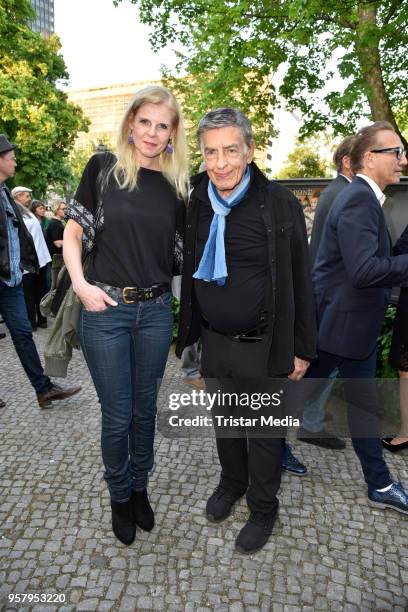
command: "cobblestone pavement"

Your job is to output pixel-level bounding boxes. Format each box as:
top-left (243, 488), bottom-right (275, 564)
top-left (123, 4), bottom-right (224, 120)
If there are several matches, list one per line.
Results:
top-left (1, 325), bottom-right (408, 612)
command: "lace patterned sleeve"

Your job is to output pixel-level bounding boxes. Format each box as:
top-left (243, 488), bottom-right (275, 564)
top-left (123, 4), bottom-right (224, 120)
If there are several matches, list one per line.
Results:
top-left (66, 198), bottom-right (98, 253)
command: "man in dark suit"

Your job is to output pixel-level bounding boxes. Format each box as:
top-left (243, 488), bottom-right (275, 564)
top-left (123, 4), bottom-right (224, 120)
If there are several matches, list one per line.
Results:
top-left (306, 120), bottom-right (408, 514)
top-left (309, 135), bottom-right (356, 265)
top-left (299, 135), bottom-right (356, 449)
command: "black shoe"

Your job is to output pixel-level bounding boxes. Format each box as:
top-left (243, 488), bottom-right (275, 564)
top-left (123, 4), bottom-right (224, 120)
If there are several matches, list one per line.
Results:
top-left (0, 399), bottom-right (5, 408)
top-left (111, 498), bottom-right (136, 545)
top-left (37, 383), bottom-right (81, 408)
top-left (206, 484), bottom-right (245, 523)
top-left (235, 510), bottom-right (278, 554)
top-left (281, 443), bottom-right (307, 476)
top-left (381, 437), bottom-right (408, 453)
top-left (297, 426), bottom-right (346, 449)
top-left (132, 489), bottom-right (154, 531)
top-left (0, 332), bottom-right (6, 340)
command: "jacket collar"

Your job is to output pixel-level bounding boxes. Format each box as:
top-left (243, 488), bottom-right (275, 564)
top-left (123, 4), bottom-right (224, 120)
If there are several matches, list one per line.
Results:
top-left (355, 173), bottom-right (385, 205)
top-left (354, 174), bottom-right (386, 205)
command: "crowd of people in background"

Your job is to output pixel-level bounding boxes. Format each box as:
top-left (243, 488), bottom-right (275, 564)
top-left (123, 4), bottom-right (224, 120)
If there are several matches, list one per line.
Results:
top-left (5, 188), bottom-right (67, 330)
top-left (0, 140), bottom-right (80, 411)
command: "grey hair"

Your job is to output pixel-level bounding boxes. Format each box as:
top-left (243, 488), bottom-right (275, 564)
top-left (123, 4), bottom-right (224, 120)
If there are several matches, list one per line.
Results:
top-left (197, 108), bottom-right (253, 151)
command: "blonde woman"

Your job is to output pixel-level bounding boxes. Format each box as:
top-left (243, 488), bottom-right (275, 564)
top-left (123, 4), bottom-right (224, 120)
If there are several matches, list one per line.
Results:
top-left (63, 86), bottom-right (189, 545)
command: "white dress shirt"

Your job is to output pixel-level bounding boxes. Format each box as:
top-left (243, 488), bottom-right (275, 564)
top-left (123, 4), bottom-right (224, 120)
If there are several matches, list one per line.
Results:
top-left (356, 173), bottom-right (386, 206)
top-left (23, 211), bottom-right (51, 269)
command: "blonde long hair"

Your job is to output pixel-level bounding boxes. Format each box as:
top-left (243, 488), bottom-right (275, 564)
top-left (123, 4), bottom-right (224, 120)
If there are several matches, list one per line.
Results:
top-left (113, 86), bottom-right (189, 200)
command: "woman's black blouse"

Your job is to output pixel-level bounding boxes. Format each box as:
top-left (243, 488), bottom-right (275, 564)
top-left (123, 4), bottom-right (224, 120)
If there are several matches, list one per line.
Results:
top-left (72, 153), bottom-right (183, 288)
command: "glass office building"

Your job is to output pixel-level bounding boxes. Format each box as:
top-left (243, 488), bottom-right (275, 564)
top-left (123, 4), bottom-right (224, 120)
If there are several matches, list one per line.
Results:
top-left (30, 0), bottom-right (54, 37)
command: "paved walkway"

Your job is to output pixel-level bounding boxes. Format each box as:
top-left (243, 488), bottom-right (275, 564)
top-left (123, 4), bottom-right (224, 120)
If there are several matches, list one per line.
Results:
top-left (0, 325), bottom-right (408, 611)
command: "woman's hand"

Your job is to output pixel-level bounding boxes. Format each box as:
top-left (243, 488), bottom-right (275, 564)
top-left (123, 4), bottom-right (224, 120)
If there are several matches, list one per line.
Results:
top-left (74, 279), bottom-right (118, 312)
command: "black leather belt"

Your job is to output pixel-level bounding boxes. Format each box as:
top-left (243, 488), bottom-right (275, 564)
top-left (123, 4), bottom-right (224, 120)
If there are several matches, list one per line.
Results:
top-left (201, 317), bottom-right (269, 343)
top-left (91, 281), bottom-right (170, 304)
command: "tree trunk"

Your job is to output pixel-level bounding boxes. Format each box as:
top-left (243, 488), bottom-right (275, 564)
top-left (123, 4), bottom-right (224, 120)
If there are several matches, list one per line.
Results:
top-left (356, 3), bottom-right (408, 151)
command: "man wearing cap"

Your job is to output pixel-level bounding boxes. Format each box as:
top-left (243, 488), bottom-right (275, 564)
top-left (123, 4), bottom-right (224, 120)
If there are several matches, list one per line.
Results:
top-left (0, 134), bottom-right (81, 408)
top-left (11, 185), bottom-right (32, 209)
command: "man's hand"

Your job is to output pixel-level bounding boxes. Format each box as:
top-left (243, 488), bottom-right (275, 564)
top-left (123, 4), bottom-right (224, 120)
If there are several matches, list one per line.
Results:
top-left (288, 356), bottom-right (310, 381)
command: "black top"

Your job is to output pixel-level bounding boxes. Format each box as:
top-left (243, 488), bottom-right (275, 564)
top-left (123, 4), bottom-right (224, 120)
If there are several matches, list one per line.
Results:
top-left (394, 224), bottom-right (408, 311)
top-left (46, 219), bottom-right (64, 257)
top-left (194, 181), bottom-right (268, 333)
top-left (74, 153), bottom-right (182, 288)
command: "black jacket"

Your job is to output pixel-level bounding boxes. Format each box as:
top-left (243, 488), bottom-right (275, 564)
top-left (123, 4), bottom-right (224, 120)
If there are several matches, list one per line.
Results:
top-left (0, 184), bottom-right (38, 279)
top-left (176, 163), bottom-right (317, 376)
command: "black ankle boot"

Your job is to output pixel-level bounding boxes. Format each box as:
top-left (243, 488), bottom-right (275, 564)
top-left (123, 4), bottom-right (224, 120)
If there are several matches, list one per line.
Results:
top-left (235, 510), bottom-right (278, 554)
top-left (132, 489), bottom-right (155, 531)
top-left (110, 498), bottom-right (136, 545)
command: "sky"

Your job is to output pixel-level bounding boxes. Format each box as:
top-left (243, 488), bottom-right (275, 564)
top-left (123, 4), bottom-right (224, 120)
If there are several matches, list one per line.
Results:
top-left (54, 0), bottom-right (177, 91)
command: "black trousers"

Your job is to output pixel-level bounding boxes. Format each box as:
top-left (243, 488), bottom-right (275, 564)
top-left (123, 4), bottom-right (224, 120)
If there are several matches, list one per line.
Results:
top-left (201, 325), bottom-right (283, 515)
top-left (22, 266), bottom-right (48, 328)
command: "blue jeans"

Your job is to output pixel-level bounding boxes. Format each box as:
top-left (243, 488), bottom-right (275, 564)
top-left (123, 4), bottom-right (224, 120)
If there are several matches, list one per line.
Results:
top-left (302, 368), bottom-right (338, 432)
top-left (80, 292), bottom-right (173, 502)
top-left (0, 281), bottom-right (51, 394)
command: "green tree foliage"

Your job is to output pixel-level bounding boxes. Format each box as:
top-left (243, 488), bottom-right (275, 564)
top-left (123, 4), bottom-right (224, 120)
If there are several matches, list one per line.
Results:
top-left (0, 0), bottom-right (89, 196)
top-left (377, 305), bottom-right (398, 378)
top-left (115, 0), bottom-right (408, 152)
top-left (277, 140), bottom-right (330, 179)
top-left (67, 146), bottom-right (92, 193)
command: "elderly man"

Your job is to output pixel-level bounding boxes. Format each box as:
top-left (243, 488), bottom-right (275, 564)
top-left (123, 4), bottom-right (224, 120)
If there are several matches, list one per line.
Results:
top-left (177, 109), bottom-right (316, 553)
top-left (308, 121), bottom-right (408, 513)
top-left (0, 134), bottom-right (80, 409)
top-left (11, 185), bottom-right (32, 208)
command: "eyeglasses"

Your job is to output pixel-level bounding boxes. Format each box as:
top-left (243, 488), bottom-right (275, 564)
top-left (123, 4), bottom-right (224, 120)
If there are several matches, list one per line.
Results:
top-left (370, 146), bottom-right (406, 160)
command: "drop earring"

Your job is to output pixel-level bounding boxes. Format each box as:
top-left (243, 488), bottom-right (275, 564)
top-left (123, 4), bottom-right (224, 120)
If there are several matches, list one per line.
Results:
top-left (128, 130), bottom-right (134, 145)
top-left (166, 140), bottom-right (174, 154)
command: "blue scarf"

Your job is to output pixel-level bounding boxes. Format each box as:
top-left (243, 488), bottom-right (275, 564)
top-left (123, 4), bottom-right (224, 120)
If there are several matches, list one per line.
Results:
top-left (193, 165), bottom-right (252, 286)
